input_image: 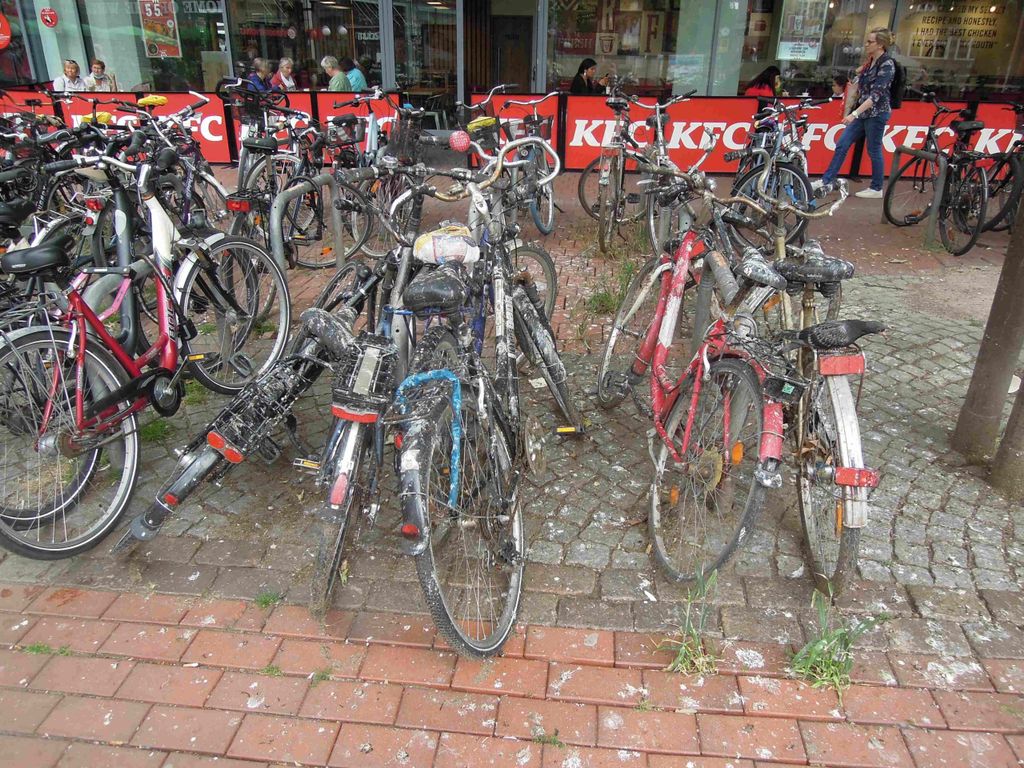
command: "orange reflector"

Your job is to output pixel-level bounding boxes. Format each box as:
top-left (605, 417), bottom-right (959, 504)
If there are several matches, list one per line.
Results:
top-left (763, 294), bottom-right (781, 312)
top-left (401, 523), bottom-right (420, 539)
top-left (835, 500), bottom-right (844, 535)
top-left (223, 446), bottom-right (244, 464)
top-left (163, 493), bottom-right (179, 506)
top-left (321, 247), bottom-right (333, 255)
top-left (669, 486), bottom-right (680, 505)
top-left (731, 441), bottom-right (744, 465)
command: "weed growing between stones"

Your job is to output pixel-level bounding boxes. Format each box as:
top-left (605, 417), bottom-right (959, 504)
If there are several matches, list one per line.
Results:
top-left (254, 590), bottom-right (283, 609)
top-left (659, 569), bottom-right (718, 676)
top-left (532, 729), bottom-right (564, 748)
top-left (791, 586), bottom-right (887, 702)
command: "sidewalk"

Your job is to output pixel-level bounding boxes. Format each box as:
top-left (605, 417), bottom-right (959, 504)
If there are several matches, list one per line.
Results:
top-left (3, 584), bottom-right (1022, 767)
top-left (1, 175), bottom-right (1022, 766)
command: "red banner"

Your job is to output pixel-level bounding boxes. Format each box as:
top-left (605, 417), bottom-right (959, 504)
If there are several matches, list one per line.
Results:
top-left (468, 93), bottom-right (561, 149)
top-left (563, 95), bottom-right (1022, 174)
top-left (59, 93), bottom-right (229, 163)
top-left (0, 89), bottom-right (57, 120)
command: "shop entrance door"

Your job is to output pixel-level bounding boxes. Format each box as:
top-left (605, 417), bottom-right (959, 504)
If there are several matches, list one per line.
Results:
top-left (495, 16), bottom-right (532, 91)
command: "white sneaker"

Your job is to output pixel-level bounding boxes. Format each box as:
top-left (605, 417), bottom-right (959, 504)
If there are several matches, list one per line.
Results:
top-left (855, 188), bottom-right (883, 199)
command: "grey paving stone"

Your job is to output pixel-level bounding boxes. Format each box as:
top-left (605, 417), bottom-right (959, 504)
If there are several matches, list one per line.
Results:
top-left (140, 561), bottom-right (218, 595)
top-left (565, 541), bottom-right (611, 569)
top-left (557, 598), bottom-right (633, 631)
top-left (209, 566), bottom-right (292, 601)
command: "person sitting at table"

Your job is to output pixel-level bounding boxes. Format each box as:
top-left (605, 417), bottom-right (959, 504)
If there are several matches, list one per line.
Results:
top-left (570, 58), bottom-right (607, 94)
top-left (340, 57), bottom-right (367, 91)
top-left (247, 58), bottom-right (273, 92)
top-left (85, 59), bottom-right (117, 91)
top-left (271, 57), bottom-right (296, 91)
top-left (744, 66), bottom-right (783, 97)
top-left (52, 59), bottom-right (87, 92)
top-left (322, 56), bottom-right (351, 92)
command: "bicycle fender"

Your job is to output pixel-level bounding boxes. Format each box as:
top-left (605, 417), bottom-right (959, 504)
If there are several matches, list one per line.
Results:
top-left (171, 251), bottom-right (200, 310)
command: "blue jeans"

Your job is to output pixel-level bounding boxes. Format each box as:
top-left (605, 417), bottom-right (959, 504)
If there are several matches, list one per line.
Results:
top-left (822, 113), bottom-right (890, 191)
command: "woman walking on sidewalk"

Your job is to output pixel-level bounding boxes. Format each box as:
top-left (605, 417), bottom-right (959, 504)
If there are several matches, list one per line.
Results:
top-left (815, 28), bottom-right (895, 199)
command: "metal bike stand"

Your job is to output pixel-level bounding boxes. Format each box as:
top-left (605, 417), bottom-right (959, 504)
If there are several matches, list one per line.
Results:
top-left (883, 146), bottom-right (947, 247)
top-left (269, 172), bottom-right (347, 271)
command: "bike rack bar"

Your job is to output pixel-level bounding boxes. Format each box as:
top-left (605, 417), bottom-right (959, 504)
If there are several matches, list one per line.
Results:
top-left (269, 172), bottom-right (347, 271)
top-left (883, 146), bottom-right (947, 247)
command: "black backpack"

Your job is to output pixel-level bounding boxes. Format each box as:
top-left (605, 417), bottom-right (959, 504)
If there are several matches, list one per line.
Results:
top-left (889, 58), bottom-right (907, 109)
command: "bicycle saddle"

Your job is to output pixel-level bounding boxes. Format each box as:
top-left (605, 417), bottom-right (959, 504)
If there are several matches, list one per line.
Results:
top-left (951, 119), bottom-right (984, 135)
top-left (0, 235), bottom-right (73, 277)
top-left (0, 197), bottom-right (34, 227)
top-left (798, 319), bottom-right (886, 350)
top-left (605, 97), bottom-right (629, 112)
top-left (646, 113), bottom-right (670, 129)
top-left (775, 241), bottom-right (855, 284)
top-left (241, 135), bottom-right (280, 153)
top-left (402, 262), bottom-right (469, 315)
top-left (737, 248), bottom-right (787, 291)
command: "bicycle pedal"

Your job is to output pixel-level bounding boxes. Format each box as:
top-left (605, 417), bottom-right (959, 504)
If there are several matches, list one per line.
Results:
top-left (293, 457), bottom-right (321, 472)
top-left (553, 425), bottom-right (583, 436)
top-left (625, 193), bottom-right (642, 204)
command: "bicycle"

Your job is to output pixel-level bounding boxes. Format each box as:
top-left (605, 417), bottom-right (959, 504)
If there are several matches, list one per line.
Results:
top-left (883, 93), bottom-right (990, 256)
top-left (498, 90), bottom-right (561, 235)
top-left (981, 103), bottom-right (1023, 233)
top-left (0, 136), bottom-right (291, 559)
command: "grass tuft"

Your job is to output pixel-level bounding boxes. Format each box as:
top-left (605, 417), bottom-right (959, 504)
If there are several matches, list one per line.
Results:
top-left (259, 664), bottom-right (283, 677)
top-left (138, 420), bottom-right (173, 443)
top-left (532, 729), bottom-right (564, 748)
top-left (21, 643), bottom-right (53, 655)
top-left (659, 569), bottom-right (718, 676)
top-left (310, 667), bottom-right (332, 686)
top-left (790, 586), bottom-right (887, 703)
top-left (254, 591), bottom-right (283, 610)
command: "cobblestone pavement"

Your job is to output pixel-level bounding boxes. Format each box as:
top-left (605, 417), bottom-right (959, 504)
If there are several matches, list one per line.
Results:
top-left (1, 175), bottom-right (1023, 765)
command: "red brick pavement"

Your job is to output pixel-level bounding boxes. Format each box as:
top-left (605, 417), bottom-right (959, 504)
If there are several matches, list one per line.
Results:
top-left (1, 585), bottom-right (1022, 767)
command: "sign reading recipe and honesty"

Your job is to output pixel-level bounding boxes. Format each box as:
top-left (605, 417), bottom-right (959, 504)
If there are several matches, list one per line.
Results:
top-left (776, 0), bottom-right (829, 61)
top-left (138, 0), bottom-right (182, 58)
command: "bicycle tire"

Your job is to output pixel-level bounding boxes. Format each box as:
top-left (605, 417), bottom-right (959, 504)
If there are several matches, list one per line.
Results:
top-left (649, 357), bottom-right (767, 582)
top-left (530, 152), bottom-right (556, 235)
top-left (400, 329), bottom-right (524, 657)
top-left (359, 174), bottom-right (413, 259)
top-left (0, 327), bottom-right (140, 559)
top-left (284, 176), bottom-right (330, 269)
top-left (939, 162), bottom-right (988, 256)
top-left (731, 161), bottom-right (813, 246)
top-left (328, 180), bottom-right (374, 264)
top-left (597, 154), bottom-right (620, 253)
top-left (596, 256), bottom-right (664, 410)
top-left (512, 284), bottom-right (583, 430)
top-left (510, 241), bottom-right (557, 319)
top-left (180, 236), bottom-right (292, 394)
top-left (578, 155), bottom-right (646, 224)
top-left (796, 374), bottom-right (865, 596)
top-left (983, 153), bottom-right (1023, 232)
top-left (883, 155), bottom-right (939, 227)
top-left (231, 153), bottom-right (301, 250)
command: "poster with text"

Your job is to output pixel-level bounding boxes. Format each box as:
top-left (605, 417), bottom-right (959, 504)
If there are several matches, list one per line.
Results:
top-left (138, 0), bottom-right (182, 58)
top-left (776, 0), bottom-right (828, 61)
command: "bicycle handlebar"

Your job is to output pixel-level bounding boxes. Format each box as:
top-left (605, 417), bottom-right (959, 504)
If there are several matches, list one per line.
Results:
top-left (503, 91), bottom-right (561, 108)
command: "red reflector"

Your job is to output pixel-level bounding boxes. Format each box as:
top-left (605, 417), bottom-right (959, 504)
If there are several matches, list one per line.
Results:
top-left (207, 431), bottom-right (226, 450)
top-left (819, 354), bottom-right (865, 377)
top-left (394, 433), bottom-right (403, 450)
top-left (329, 472), bottom-right (349, 507)
top-left (226, 198), bottom-right (251, 213)
top-left (223, 446), bottom-right (244, 464)
top-left (834, 467), bottom-right (880, 488)
top-left (163, 493), bottom-right (179, 506)
top-left (85, 198), bottom-right (105, 212)
top-left (331, 404), bottom-right (378, 423)
top-left (401, 523), bottom-right (420, 539)
top-left (84, 216), bottom-right (95, 226)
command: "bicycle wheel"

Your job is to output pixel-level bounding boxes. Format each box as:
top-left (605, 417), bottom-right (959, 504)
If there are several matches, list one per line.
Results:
top-left (194, 164), bottom-right (231, 230)
top-left (512, 284), bottom-right (583, 430)
top-left (283, 177), bottom-right (330, 269)
top-left (529, 152), bottom-right (556, 235)
top-left (797, 374), bottom-right (864, 596)
top-left (883, 155), bottom-right (939, 227)
top-left (731, 161), bottom-right (813, 246)
top-left (939, 162), bottom-right (988, 256)
top-left (180, 237), bottom-right (292, 394)
top-left (0, 328), bottom-right (140, 558)
top-left (983, 154), bottom-right (1022, 232)
top-left (231, 153), bottom-right (300, 250)
top-left (400, 332), bottom-right (524, 656)
top-left (649, 357), bottom-right (766, 582)
top-left (329, 180), bottom-right (373, 263)
top-left (510, 241), bottom-right (557, 319)
top-left (597, 154), bottom-right (620, 253)
top-left (360, 174), bottom-right (412, 259)
top-left (578, 155), bottom-right (646, 223)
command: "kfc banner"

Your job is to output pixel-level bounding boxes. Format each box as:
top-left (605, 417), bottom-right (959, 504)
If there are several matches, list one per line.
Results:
top-left (563, 95), bottom-right (1021, 174)
top-left (315, 93), bottom-right (397, 155)
top-left (468, 93), bottom-right (561, 148)
top-left (58, 92), bottom-right (230, 163)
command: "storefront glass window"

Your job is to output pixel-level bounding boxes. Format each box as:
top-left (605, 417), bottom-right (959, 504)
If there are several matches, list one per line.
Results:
top-left (0, 1), bottom-right (38, 86)
top-left (229, 0), bottom-right (380, 91)
top-left (393, 0), bottom-right (456, 127)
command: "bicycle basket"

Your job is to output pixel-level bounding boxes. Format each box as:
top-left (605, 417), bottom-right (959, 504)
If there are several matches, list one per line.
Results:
top-left (386, 112), bottom-right (425, 165)
top-left (330, 114), bottom-right (366, 146)
top-left (468, 115), bottom-right (500, 151)
top-left (525, 114), bottom-right (553, 140)
top-left (331, 332), bottom-right (399, 414)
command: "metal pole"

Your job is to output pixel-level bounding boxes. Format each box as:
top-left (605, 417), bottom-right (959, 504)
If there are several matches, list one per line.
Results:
top-left (456, 0), bottom-right (465, 106)
top-left (380, 0), bottom-right (396, 90)
top-left (269, 173), bottom-right (348, 272)
top-left (924, 154), bottom-right (947, 248)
